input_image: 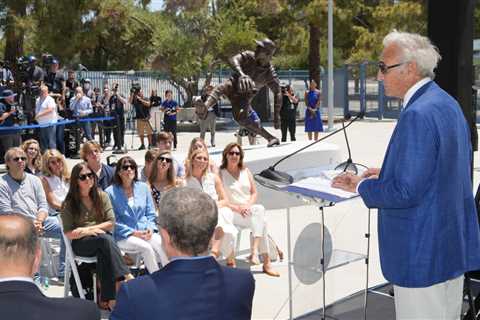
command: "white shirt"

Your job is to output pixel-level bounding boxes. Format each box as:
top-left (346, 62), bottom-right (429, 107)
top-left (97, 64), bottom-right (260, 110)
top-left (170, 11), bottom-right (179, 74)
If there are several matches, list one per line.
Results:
top-left (35, 95), bottom-right (57, 124)
top-left (356, 77), bottom-right (432, 193)
top-left (0, 276), bottom-right (34, 283)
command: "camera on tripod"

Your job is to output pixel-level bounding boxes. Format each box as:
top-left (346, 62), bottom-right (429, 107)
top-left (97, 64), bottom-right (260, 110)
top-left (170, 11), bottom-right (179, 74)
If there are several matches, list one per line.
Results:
top-left (130, 82), bottom-right (141, 95)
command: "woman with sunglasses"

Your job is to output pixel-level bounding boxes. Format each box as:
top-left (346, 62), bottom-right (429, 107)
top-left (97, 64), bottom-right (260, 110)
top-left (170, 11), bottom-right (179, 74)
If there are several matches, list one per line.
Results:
top-left (61, 162), bottom-right (133, 311)
top-left (148, 151), bottom-right (181, 211)
top-left (304, 80), bottom-right (323, 141)
top-left (40, 149), bottom-right (70, 215)
top-left (184, 137), bottom-right (218, 175)
top-left (106, 156), bottom-right (168, 274)
top-left (21, 139), bottom-right (42, 175)
top-left (220, 142), bottom-right (280, 277)
top-left (185, 149), bottom-right (237, 264)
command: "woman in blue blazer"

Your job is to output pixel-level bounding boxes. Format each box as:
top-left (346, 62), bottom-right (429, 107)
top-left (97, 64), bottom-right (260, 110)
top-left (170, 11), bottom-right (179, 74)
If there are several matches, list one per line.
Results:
top-left (106, 156), bottom-right (168, 273)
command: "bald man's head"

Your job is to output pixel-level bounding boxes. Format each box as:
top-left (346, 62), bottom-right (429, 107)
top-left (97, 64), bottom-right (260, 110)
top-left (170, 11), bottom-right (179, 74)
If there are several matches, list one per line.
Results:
top-left (0, 214), bottom-right (38, 265)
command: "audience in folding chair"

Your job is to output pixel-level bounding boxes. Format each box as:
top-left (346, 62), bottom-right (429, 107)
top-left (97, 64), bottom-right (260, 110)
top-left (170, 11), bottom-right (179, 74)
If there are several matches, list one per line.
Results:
top-left (40, 149), bottom-right (70, 215)
top-left (21, 139), bottom-right (42, 176)
top-left (61, 162), bottom-right (133, 311)
top-left (106, 156), bottom-right (168, 274)
top-left (219, 142), bottom-right (280, 277)
top-left (184, 137), bottom-right (218, 176)
top-left (80, 141), bottom-right (114, 191)
top-left (0, 147), bottom-right (65, 278)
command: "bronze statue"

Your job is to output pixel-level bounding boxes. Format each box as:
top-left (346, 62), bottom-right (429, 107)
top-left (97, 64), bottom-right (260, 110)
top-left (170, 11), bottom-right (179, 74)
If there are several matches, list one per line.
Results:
top-left (196, 38), bottom-right (281, 147)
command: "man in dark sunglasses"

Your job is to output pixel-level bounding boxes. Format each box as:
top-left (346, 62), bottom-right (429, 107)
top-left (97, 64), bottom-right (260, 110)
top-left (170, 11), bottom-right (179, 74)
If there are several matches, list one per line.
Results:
top-left (0, 147), bottom-right (66, 278)
top-left (332, 31), bottom-right (480, 320)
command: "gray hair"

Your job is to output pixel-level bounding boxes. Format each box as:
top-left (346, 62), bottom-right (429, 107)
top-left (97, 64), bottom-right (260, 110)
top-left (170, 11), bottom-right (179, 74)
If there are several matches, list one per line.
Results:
top-left (158, 187), bottom-right (218, 256)
top-left (383, 30), bottom-right (441, 79)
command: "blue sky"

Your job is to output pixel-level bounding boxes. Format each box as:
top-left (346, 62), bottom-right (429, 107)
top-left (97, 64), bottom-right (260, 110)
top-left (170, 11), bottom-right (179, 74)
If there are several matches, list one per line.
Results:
top-left (149, 0), bottom-right (164, 11)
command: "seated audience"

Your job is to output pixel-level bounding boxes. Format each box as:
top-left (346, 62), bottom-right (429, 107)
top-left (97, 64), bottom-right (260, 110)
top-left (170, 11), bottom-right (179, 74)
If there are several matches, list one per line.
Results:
top-left (0, 214), bottom-right (100, 320)
top-left (185, 137), bottom-right (218, 175)
top-left (139, 148), bottom-right (160, 182)
top-left (106, 156), bottom-right (168, 274)
top-left (81, 141), bottom-right (114, 190)
top-left (111, 187), bottom-right (255, 320)
top-left (41, 149), bottom-right (69, 215)
top-left (148, 150), bottom-right (181, 211)
top-left (155, 131), bottom-right (185, 177)
top-left (21, 139), bottom-right (42, 175)
top-left (220, 143), bottom-right (280, 277)
top-left (185, 149), bottom-right (237, 263)
top-left (61, 162), bottom-right (133, 311)
top-left (0, 147), bottom-right (65, 277)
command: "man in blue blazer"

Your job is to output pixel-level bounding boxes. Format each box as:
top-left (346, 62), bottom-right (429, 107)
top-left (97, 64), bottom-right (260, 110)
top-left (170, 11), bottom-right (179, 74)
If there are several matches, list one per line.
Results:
top-left (333, 31), bottom-right (480, 319)
top-left (110, 187), bottom-right (255, 320)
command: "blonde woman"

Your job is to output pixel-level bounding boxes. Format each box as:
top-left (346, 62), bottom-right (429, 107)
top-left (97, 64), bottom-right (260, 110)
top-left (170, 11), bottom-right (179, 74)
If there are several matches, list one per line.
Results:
top-left (21, 139), bottom-right (42, 175)
top-left (185, 149), bottom-right (238, 266)
top-left (184, 137), bottom-right (218, 176)
top-left (41, 149), bottom-right (70, 215)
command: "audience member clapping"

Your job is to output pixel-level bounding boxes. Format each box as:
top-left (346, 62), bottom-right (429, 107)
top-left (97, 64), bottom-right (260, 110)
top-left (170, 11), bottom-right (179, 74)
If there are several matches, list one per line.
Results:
top-left (220, 142), bottom-right (280, 277)
top-left (106, 156), bottom-right (168, 274)
top-left (110, 187), bottom-right (255, 320)
top-left (21, 139), bottom-right (42, 175)
top-left (40, 149), bottom-right (70, 215)
top-left (61, 162), bottom-right (133, 311)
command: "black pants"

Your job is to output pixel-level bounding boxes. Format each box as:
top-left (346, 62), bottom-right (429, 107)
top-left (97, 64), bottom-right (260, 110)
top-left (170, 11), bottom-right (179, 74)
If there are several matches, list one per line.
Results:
top-left (164, 119), bottom-right (177, 148)
top-left (281, 117), bottom-right (296, 142)
top-left (71, 233), bottom-right (129, 301)
top-left (113, 116), bottom-right (125, 149)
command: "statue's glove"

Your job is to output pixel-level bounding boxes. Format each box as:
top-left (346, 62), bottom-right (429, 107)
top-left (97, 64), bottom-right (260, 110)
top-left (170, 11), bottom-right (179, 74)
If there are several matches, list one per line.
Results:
top-left (239, 75), bottom-right (254, 93)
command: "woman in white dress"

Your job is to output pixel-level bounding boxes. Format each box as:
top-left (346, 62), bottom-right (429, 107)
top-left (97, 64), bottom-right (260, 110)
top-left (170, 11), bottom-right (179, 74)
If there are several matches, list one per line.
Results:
top-left (185, 149), bottom-right (237, 265)
top-left (220, 142), bottom-right (280, 277)
top-left (41, 149), bottom-right (70, 215)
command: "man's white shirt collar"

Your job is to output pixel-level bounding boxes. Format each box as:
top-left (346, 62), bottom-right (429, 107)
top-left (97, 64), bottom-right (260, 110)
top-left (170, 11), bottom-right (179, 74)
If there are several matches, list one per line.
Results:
top-left (402, 77), bottom-right (431, 108)
top-left (0, 276), bottom-right (34, 283)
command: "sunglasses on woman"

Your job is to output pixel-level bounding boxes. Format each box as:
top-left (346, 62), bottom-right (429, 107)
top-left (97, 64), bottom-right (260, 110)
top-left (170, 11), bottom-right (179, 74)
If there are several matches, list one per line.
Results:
top-left (79, 172), bottom-right (95, 181)
top-left (228, 151), bottom-right (241, 156)
top-left (12, 157), bottom-right (27, 162)
top-left (122, 164), bottom-right (136, 171)
top-left (158, 156), bottom-right (172, 163)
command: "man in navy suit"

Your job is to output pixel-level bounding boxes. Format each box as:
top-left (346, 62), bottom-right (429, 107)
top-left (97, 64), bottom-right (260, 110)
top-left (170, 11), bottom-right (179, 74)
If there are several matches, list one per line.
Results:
top-left (111, 187), bottom-right (255, 320)
top-left (333, 31), bottom-right (480, 319)
top-left (0, 213), bottom-right (99, 320)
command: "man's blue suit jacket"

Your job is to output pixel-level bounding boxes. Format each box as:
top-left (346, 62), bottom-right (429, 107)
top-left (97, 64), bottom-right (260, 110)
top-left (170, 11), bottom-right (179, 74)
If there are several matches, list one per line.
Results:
top-left (110, 256), bottom-right (255, 320)
top-left (359, 81), bottom-right (480, 287)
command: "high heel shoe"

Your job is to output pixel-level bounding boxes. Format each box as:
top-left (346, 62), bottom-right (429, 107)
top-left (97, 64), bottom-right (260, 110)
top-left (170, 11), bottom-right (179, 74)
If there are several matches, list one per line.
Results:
top-left (263, 265), bottom-right (280, 277)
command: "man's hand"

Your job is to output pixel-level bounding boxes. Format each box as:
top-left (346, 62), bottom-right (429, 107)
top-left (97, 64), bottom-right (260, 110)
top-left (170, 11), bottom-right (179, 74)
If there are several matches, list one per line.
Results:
top-left (361, 167), bottom-right (380, 179)
top-left (239, 75), bottom-right (254, 93)
top-left (331, 172), bottom-right (362, 193)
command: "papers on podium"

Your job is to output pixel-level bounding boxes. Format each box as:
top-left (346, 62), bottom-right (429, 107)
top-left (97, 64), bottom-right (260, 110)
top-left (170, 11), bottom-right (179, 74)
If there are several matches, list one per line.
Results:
top-left (280, 170), bottom-right (359, 203)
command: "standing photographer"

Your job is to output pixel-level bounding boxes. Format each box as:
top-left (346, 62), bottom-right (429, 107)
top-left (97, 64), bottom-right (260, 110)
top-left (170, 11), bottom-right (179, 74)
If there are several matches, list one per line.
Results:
top-left (110, 83), bottom-right (127, 151)
top-left (65, 70), bottom-right (79, 112)
top-left (280, 85), bottom-right (299, 142)
top-left (19, 56), bottom-right (44, 124)
top-left (130, 87), bottom-right (152, 150)
top-left (0, 90), bottom-right (22, 159)
top-left (160, 90), bottom-right (179, 150)
top-left (0, 61), bottom-right (14, 94)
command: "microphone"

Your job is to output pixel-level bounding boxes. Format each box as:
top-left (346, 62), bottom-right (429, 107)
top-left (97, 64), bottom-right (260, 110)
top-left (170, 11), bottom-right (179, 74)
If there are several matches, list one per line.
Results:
top-left (334, 114), bottom-right (366, 174)
top-left (257, 112), bottom-right (365, 185)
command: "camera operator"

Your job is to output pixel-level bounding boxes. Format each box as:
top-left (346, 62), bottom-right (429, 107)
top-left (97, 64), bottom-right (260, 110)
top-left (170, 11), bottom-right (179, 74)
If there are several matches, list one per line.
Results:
top-left (0, 90), bottom-right (22, 160)
top-left (0, 60), bottom-right (14, 94)
top-left (19, 56), bottom-right (44, 123)
top-left (129, 87), bottom-right (152, 150)
top-left (69, 86), bottom-right (93, 141)
top-left (280, 84), bottom-right (299, 142)
top-left (44, 59), bottom-right (66, 153)
top-left (65, 70), bottom-right (79, 111)
top-left (109, 83), bottom-right (127, 151)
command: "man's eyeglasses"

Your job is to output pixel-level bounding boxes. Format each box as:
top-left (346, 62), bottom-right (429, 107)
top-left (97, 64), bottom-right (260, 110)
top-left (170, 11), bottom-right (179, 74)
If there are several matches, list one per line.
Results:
top-left (79, 172), bottom-right (95, 181)
top-left (378, 61), bottom-right (407, 74)
top-left (122, 164), bottom-right (136, 171)
top-left (158, 156), bottom-right (172, 163)
top-left (12, 157), bottom-right (27, 162)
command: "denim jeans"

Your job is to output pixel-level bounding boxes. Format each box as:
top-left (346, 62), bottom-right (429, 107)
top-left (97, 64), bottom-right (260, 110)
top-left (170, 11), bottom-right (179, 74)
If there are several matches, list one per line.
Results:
top-left (80, 121), bottom-right (93, 141)
top-left (42, 216), bottom-right (65, 276)
top-left (39, 125), bottom-right (56, 151)
top-left (55, 124), bottom-right (65, 154)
